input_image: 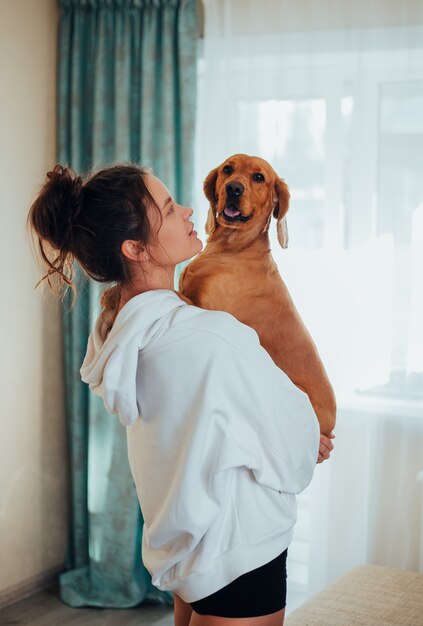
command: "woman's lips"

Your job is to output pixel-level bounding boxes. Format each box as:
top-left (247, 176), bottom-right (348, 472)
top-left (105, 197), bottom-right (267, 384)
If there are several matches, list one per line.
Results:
top-left (189, 229), bottom-right (197, 237)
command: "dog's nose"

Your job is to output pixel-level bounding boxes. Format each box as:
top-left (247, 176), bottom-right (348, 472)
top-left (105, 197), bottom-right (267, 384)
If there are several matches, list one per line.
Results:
top-left (226, 181), bottom-right (244, 198)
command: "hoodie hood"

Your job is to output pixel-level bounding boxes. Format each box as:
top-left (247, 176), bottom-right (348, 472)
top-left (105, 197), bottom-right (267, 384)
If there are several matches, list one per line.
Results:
top-left (80, 289), bottom-right (186, 425)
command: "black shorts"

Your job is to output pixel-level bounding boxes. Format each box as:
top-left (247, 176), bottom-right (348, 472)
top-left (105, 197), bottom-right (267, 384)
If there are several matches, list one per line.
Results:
top-left (189, 549), bottom-right (288, 618)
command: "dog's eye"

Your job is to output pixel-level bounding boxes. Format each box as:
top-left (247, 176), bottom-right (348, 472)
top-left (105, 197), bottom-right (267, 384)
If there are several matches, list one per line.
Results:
top-left (252, 172), bottom-right (265, 182)
top-left (223, 165), bottom-right (233, 174)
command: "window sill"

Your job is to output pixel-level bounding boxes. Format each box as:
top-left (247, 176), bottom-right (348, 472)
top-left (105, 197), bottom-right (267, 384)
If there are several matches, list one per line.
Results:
top-left (338, 392), bottom-right (423, 418)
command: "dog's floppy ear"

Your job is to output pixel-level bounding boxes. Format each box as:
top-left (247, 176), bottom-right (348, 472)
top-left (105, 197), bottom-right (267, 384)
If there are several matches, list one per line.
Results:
top-left (272, 177), bottom-right (290, 248)
top-left (203, 167), bottom-right (218, 235)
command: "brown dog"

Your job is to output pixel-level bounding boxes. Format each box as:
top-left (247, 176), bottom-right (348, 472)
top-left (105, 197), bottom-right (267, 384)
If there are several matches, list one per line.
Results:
top-left (179, 153), bottom-right (336, 436)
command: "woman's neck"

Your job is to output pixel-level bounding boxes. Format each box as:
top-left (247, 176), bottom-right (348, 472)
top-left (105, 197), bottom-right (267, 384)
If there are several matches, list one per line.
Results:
top-left (118, 265), bottom-right (176, 311)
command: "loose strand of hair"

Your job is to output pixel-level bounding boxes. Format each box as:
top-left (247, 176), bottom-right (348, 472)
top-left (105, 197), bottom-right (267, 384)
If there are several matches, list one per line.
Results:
top-left (35, 239), bottom-right (76, 301)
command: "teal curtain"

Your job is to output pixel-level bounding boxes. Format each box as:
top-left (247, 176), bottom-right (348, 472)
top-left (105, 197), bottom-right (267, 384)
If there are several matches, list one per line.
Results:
top-left (57, 0), bottom-right (198, 607)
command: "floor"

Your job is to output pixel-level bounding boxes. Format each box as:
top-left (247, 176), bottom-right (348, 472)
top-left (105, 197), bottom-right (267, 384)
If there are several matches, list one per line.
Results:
top-left (0, 584), bottom-right (174, 626)
top-left (0, 585), bottom-right (306, 625)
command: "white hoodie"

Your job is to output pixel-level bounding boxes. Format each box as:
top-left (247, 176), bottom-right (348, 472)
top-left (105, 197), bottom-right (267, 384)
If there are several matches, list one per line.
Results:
top-left (81, 289), bottom-right (320, 603)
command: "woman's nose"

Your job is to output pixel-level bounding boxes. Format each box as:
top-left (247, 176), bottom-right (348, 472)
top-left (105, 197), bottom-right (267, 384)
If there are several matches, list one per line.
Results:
top-left (184, 206), bottom-right (193, 218)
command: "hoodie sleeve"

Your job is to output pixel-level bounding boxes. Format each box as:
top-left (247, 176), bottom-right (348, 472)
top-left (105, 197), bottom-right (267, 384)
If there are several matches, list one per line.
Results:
top-left (210, 334), bottom-right (320, 495)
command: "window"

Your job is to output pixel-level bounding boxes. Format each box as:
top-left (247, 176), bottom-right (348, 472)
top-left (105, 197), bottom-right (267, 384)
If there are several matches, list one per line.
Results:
top-left (195, 29), bottom-right (423, 402)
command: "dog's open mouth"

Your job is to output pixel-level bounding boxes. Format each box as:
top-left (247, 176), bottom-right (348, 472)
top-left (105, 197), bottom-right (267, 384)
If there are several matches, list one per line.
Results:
top-left (222, 204), bottom-right (252, 223)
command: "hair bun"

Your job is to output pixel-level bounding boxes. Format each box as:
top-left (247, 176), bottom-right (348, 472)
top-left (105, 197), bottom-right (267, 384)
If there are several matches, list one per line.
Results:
top-left (42, 164), bottom-right (83, 251)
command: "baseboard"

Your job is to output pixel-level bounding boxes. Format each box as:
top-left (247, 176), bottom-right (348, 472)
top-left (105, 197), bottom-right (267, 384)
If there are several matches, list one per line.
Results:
top-left (0, 564), bottom-right (64, 610)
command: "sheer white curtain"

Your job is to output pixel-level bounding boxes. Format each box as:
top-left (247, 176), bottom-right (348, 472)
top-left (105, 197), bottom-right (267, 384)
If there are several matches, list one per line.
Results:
top-left (194, 0), bottom-right (423, 604)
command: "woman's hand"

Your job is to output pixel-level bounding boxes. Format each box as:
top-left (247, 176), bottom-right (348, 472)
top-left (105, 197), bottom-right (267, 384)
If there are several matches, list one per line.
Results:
top-left (317, 432), bottom-right (335, 463)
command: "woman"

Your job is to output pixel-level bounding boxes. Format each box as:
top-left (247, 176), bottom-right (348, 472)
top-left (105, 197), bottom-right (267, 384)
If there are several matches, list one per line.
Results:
top-left (28, 164), bottom-right (334, 626)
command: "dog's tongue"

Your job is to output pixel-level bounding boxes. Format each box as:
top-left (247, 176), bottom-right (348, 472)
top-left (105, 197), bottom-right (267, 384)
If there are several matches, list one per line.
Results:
top-left (224, 205), bottom-right (241, 217)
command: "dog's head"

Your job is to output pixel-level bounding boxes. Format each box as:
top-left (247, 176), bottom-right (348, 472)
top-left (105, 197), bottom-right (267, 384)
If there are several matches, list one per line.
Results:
top-left (203, 153), bottom-right (289, 248)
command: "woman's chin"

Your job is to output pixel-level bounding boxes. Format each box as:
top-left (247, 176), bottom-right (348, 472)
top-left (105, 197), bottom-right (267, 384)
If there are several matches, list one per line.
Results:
top-left (177, 238), bottom-right (203, 264)
top-left (192, 237), bottom-right (204, 253)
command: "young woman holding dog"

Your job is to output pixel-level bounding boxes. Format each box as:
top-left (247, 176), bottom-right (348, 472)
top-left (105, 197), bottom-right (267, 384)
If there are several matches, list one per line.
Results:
top-left (28, 164), bottom-right (334, 626)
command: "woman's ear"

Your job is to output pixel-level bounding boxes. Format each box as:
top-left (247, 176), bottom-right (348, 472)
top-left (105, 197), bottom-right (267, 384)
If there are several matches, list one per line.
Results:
top-left (121, 240), bottom-right (147, 262)
top-left (203, 167), bottom-right (218, 235)
top-left (272, 177), bottom-right (290, 249)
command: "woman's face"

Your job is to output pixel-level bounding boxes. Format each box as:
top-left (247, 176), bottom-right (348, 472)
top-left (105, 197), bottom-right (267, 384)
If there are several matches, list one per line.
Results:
top-left (145, 174), bottom-right (203, 266)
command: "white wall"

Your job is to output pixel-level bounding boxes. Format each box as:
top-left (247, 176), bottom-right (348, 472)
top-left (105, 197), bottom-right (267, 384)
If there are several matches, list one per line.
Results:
top-left (0, 0), bottom-right (69, 603)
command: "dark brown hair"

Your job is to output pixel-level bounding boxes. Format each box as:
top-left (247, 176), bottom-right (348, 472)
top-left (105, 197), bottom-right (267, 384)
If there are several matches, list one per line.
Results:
top-left (28, 163), bottom-right (162, 306)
